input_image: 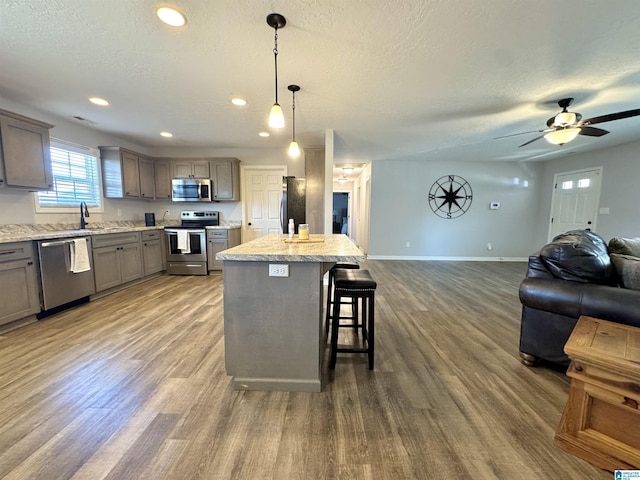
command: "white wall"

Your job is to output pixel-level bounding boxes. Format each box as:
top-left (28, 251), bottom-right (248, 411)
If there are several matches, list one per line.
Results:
top-left (537, 140), bottom-right (640, 241)
top-left (368, 159), bottom-right (544, 259)
top-left (0, 97), bottom-right (308, 226)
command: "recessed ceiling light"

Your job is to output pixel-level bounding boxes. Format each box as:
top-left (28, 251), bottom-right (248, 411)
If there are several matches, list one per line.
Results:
top-left (231, 98), bottom-right (247, 106)
top-left (156, 6), bottom-right (187, 27)
top-left (258, 131), bottom-right (270, 137)
top-left (88, 97), bottom-right (109, 106)
top-left (160, 131), bottom-right (173, 138)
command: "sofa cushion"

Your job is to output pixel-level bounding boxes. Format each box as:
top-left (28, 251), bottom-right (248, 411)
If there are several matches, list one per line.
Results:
top-left (540, 230), bottom-right (617, 285)
top-left (610, 253), bottom-right (640, 290)
top-left (608, 237), bottom-right (640, 257)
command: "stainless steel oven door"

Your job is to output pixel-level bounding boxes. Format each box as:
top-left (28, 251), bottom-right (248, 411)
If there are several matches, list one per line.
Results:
top-left (165, 229), bottom-right (207, 262)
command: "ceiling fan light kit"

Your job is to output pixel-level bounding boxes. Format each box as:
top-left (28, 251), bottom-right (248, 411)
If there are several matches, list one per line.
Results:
top-left (544, 127), bottom-right (581, 145)
top-left (553, 111), bottom-right (577, 127)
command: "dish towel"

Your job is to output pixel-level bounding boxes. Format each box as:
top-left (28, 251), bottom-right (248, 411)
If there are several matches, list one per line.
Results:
top-left (70, 238), bottom-right (91, 273)
top-left (177, 230), bottom-right (190, 253)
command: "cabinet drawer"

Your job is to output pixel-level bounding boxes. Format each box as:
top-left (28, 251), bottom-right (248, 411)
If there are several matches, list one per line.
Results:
top-left (91, 232), bottom-right (140, 248)
top-left (142, 230), bottom-right (161, 241)
top-left (207, 229), bottom-right (228, 239)
top-left (0, 241), bottom-right (34, 262)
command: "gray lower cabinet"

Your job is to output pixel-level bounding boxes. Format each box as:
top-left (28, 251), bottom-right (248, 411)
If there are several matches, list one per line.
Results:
top-left (92, 232), bottom-right (143, 292)
top-left (0, 242), bottom-right (40, 325)
top-left (207, 228), bottom-right (241, 271)
top-left (142, 230), bottom-right (164, 276)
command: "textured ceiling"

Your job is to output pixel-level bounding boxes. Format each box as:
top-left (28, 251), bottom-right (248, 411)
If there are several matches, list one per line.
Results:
top-left (2, 0), bottom-right (640, 170)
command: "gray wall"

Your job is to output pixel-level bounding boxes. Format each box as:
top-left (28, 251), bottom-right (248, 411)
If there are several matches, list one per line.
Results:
top-left (537, 140), bottom-right (640, 241)
top-left (368, 159), bottom-right (545, 259)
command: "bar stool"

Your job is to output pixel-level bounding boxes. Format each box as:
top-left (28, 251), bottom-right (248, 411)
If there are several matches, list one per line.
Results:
top-left (329, 269), bottom-right (377, 370)
top-left (324, 262), bottom-right (360, 339)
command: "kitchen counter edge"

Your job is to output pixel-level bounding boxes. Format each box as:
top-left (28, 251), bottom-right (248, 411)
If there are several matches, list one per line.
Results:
top-left (0, 224), bottom-right (242, 244)
top-left (216, 233), bottom-right (365, 263)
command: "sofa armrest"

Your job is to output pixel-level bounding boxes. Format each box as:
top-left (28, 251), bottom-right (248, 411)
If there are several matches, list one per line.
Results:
top-left (520, 278), bottom-right (640, 326)
top-left (526, 253), bottom-right (554, 279)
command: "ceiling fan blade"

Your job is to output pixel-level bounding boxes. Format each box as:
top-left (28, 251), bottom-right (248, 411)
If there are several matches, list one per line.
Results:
top-left (584, 109), bottom-right (640, 125)
top-left (494, 129), bottom-right (548, 140)
top-left (579, 126), bottom-right (609, 137)
top-left (518, 135), bottom-right (545, 148)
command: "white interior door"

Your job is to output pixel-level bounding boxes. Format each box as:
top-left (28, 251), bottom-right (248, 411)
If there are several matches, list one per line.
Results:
top-left (242, 166), bottom-right (287, 243)
top-left (548, 167), bottom-right (602, 241)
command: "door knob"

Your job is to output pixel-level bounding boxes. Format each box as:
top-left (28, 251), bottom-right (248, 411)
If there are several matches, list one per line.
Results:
top-left (248, 222), bottom-right (252, 226)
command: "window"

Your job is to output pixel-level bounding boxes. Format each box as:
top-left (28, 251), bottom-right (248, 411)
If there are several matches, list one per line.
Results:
top-left (561, 180), bottom-right (573, 190)
top-left (577, 178), bottom-right (590, 188)
top-left (36, 139), bottom-right (102, 211)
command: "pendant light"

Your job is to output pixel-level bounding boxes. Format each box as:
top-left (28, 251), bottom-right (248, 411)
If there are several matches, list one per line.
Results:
top-left (267, 13), bottom-right (286, 128)
top-left (288, 84), bottom-right (301, 158)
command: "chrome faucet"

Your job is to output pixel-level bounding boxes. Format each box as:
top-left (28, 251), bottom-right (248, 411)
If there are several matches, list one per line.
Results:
top-left (80, 202), bottom-right (90, 229)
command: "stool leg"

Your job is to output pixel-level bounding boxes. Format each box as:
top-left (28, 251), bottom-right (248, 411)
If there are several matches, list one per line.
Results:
top-left (353, 296), bottom-right (359, 333)
top-left (329, 290), bottom-right (341, 369)
top-left (324, 270), bottom-right (334, 339)
top-left (368, 294), bottom-right (375, 370)
top-left (361, 297), bottom-right (368, 342)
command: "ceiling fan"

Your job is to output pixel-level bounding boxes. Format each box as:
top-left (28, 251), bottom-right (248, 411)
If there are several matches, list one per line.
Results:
top-left (496, 98), bottom-right (640, 147)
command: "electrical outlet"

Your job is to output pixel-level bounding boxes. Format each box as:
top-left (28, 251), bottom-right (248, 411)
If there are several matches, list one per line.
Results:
top-left (487, 242), bottom-right (493, 251)
top-left (269, 264), bottom-right (289, 277)
top-left (406, 241), bottom-right (411, 247)
top-left (117, 208), bottom-right (122, 217)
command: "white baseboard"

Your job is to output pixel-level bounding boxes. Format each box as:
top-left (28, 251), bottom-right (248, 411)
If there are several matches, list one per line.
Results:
top-left (365, 255), bottom-right (528, 262)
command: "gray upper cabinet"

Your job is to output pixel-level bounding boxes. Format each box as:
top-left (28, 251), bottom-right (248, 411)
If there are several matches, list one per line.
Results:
top-left (100, 146), bottom-right (144, 198)
top-left (154, 159), bottom-right (172, 200)
top-left (211, 158), bottom-right (240, 201)
top-left (0, 108), bottom-right (54, 191)
top-left (139, 156), bottom-right (155, 199)
top-left (173, 159), bottom-right (210, 179)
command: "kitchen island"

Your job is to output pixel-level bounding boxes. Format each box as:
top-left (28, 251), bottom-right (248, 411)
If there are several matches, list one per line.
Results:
top-left (217, 234), bottom-right (365, 392)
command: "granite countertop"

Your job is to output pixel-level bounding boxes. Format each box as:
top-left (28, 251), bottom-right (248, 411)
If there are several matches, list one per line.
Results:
top-left (0, 221), bottom-right (242, 244)
top-left (216, 233), bottom-right (365, 262)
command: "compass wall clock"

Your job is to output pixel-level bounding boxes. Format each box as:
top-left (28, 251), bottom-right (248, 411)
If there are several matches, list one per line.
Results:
top-left (428, 175), bottom-right (473, 219)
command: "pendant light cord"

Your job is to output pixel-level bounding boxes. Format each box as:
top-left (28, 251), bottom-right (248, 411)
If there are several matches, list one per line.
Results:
top-left (273, 29), bottom-right (279, 104)
top-left (292, 90), bottom-right (296, 140)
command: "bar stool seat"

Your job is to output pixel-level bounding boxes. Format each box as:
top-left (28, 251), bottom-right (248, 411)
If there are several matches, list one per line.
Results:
top-left (329, 269), bottom-right (377, 370)
top-left (324, 262), bottom-right (360, 338)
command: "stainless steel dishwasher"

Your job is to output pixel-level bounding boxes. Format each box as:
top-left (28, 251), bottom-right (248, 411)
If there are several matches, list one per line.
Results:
top-left (37, 237), bottom-right (96, 312)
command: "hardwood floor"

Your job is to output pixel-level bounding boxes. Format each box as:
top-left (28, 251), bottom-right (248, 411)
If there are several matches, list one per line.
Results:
top-left (0, 261), bottom-right (609, 479)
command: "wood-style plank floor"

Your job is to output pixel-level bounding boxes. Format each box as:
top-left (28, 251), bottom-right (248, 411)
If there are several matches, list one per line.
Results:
top-left (0, 261), bottom-right (609, 479)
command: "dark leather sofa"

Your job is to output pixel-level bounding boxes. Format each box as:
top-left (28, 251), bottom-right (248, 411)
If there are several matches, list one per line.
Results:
top-left (518, 230), bottom-right (640, 367)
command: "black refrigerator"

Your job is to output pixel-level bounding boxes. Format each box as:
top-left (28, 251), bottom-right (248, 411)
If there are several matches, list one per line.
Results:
top-left (280, 176), bottom-right (306, 234)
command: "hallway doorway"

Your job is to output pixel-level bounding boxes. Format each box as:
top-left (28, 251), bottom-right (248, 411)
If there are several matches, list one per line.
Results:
top-left (332, 192), bottom-right (350, 235)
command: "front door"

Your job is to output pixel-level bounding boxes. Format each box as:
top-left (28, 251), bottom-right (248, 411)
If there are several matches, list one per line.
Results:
top-left (548, 167), bottom-right (602, 241)
top-left (242, 166), bottom-right (287, 243)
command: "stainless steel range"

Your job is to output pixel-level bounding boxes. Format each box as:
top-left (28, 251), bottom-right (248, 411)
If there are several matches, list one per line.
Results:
top-left (165, 210), bottom-right (219, 275)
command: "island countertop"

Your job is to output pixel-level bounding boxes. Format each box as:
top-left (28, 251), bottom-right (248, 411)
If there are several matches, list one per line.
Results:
top-left (216, 233), bottom-right (365, 262)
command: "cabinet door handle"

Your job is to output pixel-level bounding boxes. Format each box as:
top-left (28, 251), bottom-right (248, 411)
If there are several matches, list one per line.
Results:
top-left (0, 250), bottom-right (17, 255)
top-left (27, 261), bottom-right (33, 265)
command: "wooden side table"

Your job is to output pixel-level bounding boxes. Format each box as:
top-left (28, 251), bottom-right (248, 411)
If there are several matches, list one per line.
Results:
top-left (555, 316), bottom-right (640, 471)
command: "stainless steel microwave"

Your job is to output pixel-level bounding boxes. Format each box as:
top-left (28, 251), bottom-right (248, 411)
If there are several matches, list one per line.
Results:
top-left (171, 178), bottom-right (213, 202)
